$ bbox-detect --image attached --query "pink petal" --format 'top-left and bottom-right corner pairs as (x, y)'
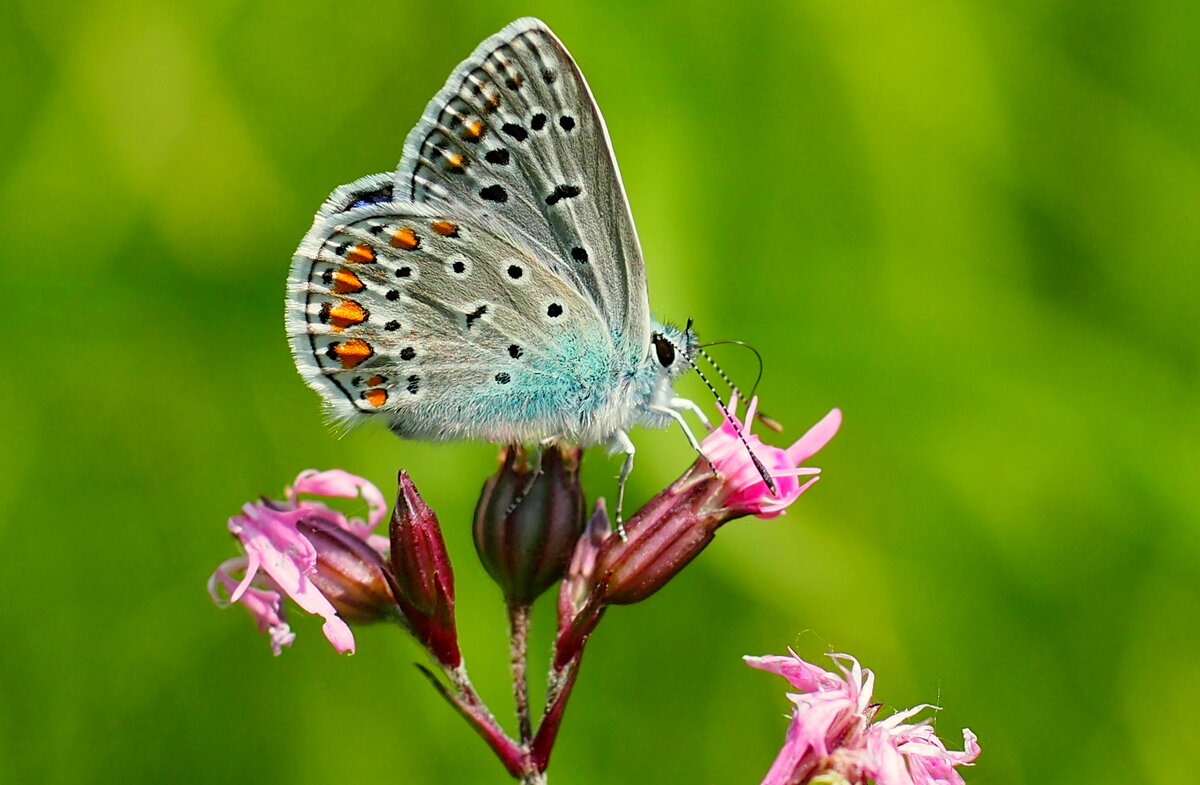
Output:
(247, 533), (355, 654)
(292, 469), (387, 532)
(953, 729), (981, 765)
(745, 651), (843, 692)
(757, 711), (810, 785)
(318, 616), (356, 654)
(744, 395), (760, 427)
(231, 503), (356, 655)
(208, 559), (297, 655)
(866, 725), (917, 785)
(786, 408), (842, 464)
(207, 558), (248, 606)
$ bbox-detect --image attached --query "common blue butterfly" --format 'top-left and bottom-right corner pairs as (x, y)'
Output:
(286, 18), (708, 507)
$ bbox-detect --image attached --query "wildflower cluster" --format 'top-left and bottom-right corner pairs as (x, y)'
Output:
(208, 399), (980, 783)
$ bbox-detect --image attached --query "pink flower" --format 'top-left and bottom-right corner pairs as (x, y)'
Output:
(704, 397), (842, 518)
(207, 469), (396, 655)
(746, 650), (980, 785)
(587, 398), (841, 607)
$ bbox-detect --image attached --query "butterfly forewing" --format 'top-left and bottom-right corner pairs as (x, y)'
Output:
(394, 17), (651, 361)
(287, 198), (614, 443)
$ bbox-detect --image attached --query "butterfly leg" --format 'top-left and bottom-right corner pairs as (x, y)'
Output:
(670, 396), (712, 430)
(652, 404), (717, 476)
(612, 430), (635, 539)
(503, 443), (546, 517)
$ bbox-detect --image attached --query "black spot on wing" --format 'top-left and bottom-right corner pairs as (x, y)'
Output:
(480, 184), (508, 202)
(502, 123), (528, 142)
(466, 304), (488, 328)
(545, 184), (581, 206)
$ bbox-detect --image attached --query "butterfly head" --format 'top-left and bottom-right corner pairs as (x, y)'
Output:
(648, 318), (698, 383)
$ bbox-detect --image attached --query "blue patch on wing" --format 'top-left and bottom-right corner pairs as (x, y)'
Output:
(340, 183), (394, 212)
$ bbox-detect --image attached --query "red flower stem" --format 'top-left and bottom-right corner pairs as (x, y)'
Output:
(417, 663), (526, 778)
(509, 604), (533, 745)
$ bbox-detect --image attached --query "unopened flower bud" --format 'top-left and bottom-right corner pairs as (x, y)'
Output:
(390, 471), (461, 668)
(297, 515), (401, 624)
(474, 444), (585, 608)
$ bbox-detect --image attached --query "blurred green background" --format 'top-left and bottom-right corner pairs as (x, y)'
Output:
(3, 0), (1197, 782)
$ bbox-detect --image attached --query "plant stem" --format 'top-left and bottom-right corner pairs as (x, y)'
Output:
(420, 663), (526, 777)
(509, 604), (533, 744)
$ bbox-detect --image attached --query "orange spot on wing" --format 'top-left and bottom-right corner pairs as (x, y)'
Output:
(445, 152), (465, 172)
(345, 244), (375, 264)
(334, 339), (373, 369)
(431, 220), (459, 237)
(331, 268), (364, 294)
(366, 375), (386, 387)
(463, 119), (485, 141)
(391, 227), (419, 250)
(325, 299), (367, 331)
(363, 388), (388, 407)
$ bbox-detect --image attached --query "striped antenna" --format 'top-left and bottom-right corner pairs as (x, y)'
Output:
(697, 341), (783, 433)
(679, 342), (778, 496)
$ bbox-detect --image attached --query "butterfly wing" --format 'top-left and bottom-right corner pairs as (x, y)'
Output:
(393, 17), (651, 365)
(287, 187), (619, 444)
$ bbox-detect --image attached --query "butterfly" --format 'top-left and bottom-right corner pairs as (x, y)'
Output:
(286, 18), (712, 511)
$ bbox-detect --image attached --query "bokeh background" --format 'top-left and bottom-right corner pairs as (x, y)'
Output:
(3, 0), (1197, 782)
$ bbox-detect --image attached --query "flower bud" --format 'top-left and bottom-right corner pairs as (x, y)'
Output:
(390, 471), (461, 668)
(474, 444), (585, 608)
(591, 463), (725, 605)
(296, 514), (402, 624)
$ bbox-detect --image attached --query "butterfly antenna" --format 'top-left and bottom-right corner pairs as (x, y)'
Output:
(679, 347), (778, 495)
(697, 341), (783, 433)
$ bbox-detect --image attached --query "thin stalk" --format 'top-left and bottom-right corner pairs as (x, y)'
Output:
(509, 604), (533, 744)
(419, 663), (525, 777)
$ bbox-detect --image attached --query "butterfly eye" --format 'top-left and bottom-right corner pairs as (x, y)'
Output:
(653, 334), (676, 368)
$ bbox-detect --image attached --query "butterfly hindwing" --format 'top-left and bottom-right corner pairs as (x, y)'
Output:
(286, 194), (617, 443)
(394, 17), (651, 364)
